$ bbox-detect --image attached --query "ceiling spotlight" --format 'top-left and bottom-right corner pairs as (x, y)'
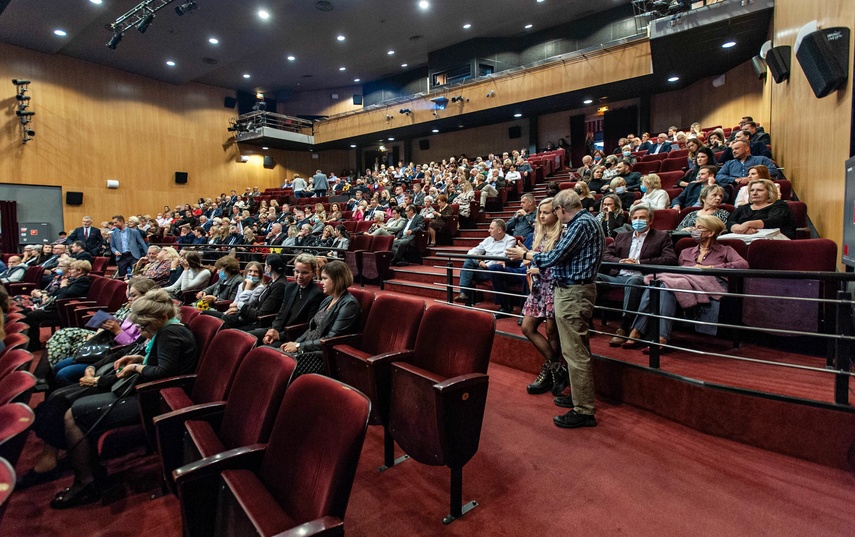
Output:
(258, 10), (270, 20)
(12, 79), (31, 85)
(106, 31), (123, 50)
(287, 55), (295, 61)
(583, 99), (593, 105)
(524, 24), (533, 29)
(513, 111), (523, 118)
(387, 50), (395, 55)
(15, 94), (30, 102)
(431, 96), (448, 110)
(166, 60), (176, 67)
(419, 1), (430, 9)
(243, 73), (251, 78)
(399, 108), (412, 115)
(175, 1), (198, 16)
(463, 23), (471, 29)
(668, 76), (680, 82)
(388, 137), (395, 141)
(137, 11), (155, 33)
(354, 78), (360, 82)
(337, 35), (345, 41)
(209, 37), (219, 44)
(401, 63), (408, 67)
(432, 129), (439, 133)
(16, 110), (35, 117)
(350, 144), (357, 148)
(54, 29), (67, 37)
(90, 0), (103, 4)
(339, 67), (346, 71)
(722, 41), (737, 48)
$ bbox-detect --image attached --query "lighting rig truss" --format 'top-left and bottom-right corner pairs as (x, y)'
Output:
(107, 0), (182, 49)
(12, 79), (35, 144)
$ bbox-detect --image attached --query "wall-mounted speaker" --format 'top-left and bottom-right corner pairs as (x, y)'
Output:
(751, 55), (767, 79)
(175, 171), (188, 184)
(224, 96), (237, 109)
(353, 94), (363, 105)
(508, 126), (522, 139)
(795, 27), (849, 98)
(766, 46), (791, 83)
(66, 191), (83, 205)
(263, 156), (275, 169)
(418, 139), (430, 151)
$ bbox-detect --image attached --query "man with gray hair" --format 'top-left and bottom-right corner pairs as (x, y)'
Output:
(0, 256), (26, 283)
(66, 215), (103, 256)
(454, 219), (517, 304)
(313, 169), (329, 197)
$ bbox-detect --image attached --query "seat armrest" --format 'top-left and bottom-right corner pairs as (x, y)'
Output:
(136, 374), (197, 395)
(321, 333), (363, 376)
(256, 313), (276, 328)
(214, 299), (233, 312)
(367, 349), (415, 366)
(272, 517), (344, 537)
(434, 372), (489, 394)
(283, 322), (309, 341)
(154, 401), (226, 492)
(434, 373), (490, 466)
(173, 444), (266, 486)
(137, 374), (198, 441)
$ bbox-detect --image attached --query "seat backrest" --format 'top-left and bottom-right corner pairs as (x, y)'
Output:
(347, 288), (374, 328)
(104, 280), (129, 311)
(84, 276), (108, 302)
(22, 266), (43, 284)
(0, 403), (35, 467)
(259, 374), (370, 524)
(0, 371), (36, 406)
(785, 200), (807, 229)
(746, 238), (836, 271)
(0, 455), (14, 523)
(91, 257), (111, 275)
(411, 304), (495, 378)
(349, 234), (372, 252)
(0, 340), (30, 369)
(218, 347), (297, 449)
(179, 305), (201, 325)
(659, 158), (686, 173)
(192, 329), (257, 403)
(632, 161), (661, 174)
(651, 209), (679, 231)
(361, 295), (425, 356)
(188, 314), (224, 365)
(371, 235), (394, 252)
(657, 170), (684, 189)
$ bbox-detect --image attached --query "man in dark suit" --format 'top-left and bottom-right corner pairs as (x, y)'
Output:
(69, 240), (94, 263)
(65, 216), (103, 257)
(647, 133), (673, 155)
(222, 226), (245, 247)
(252, 254), (324, 345)
(391, 204), (425, 266)
(266, 223), (287, 246)
(596, 206), (677, 346)
(637, 133), (653, 153)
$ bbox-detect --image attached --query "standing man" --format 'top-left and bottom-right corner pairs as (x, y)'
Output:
(312, 169), (329, 197)
(65, 216), (103, 257)
(506, 190), (604, 429)
(111, 214), (148, 278)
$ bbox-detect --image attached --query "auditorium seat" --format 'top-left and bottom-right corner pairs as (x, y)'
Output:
(651, 209), (679, 231)
(0, 456), (13, 526)
(154, 347), (296, 493)
(344, 234), (372, 285)
(0, 371), (36, 406)
(0, 403), (35, 468)
(359, 235), (395, 288)
(659, 158), (687, 173)
(173, 374), (370, 537)
(641, 152), (668, 162)
(187, 314), (224, 359)
(324, 294), (426, 469)
(6, 266), (43, 295)
(632, 161), (661, 175)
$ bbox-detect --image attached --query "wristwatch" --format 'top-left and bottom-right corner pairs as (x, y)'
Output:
(295, 342), (301, 353)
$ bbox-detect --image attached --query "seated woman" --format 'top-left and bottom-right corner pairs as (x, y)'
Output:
(725, 178), (795, 239)
(595, 194), (628, 238)
(203, 261), (266, 320)
(163, 251), (211, 300)
(222, 254), (287, 331)
(277, 260), (360, 376)
(45, 289), (198, 507)
(733, 165), (780, 208)
(707, 128), (727, 152)
(575, 181), (597, 213)
(46, 277), (158, 387)
(141, 246), (176, 287)
(26, 260), (92, 352)
(427, 194), (454, 247)
(587, 165), (609, 194)
(676, 184), (730, 231)
(677, 148), (716, 188)
(606, 177), (635, 211)
(633, 173), (670, 210)
(194, 255), (243, 309)
(623, 215), (749, 353)
(326, 202), (343, 223)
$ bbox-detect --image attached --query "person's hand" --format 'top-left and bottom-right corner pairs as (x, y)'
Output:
(280, 341), (299, 353)
(515, 208), (526, 217)
(101, 319), (122, 335)
(225, 304), (239, 315)
(203, 295), (217, 304)
(527, 267), (540, 276)
(196, 291), (204, 300)
(114, 355), (142, 371)
(262, 329), (280, 345)
(505, 246), (525, 261)
(116, 363), (139, 378)
(620, 258), (639, 264)
(79, 375), (99, 387)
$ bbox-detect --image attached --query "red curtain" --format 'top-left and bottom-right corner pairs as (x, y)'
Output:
(0, 200), (19, 253)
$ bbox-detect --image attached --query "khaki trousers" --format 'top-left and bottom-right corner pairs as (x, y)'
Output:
(553, 283), (597, 415)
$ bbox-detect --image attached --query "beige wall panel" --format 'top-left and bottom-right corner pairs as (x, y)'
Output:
(411, 119), (530, 163)
(769, 0), (853, 263)
(279, 85), (364, 117)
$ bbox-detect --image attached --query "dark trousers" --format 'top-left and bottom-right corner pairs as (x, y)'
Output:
(116, 252), (136, 278)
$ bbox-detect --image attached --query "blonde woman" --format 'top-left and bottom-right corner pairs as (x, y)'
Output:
(456, 178), (475, 217)
(633, 173), (670, 210)
(518, 198), (567, 396)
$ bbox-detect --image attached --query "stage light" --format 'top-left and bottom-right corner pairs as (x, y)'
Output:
(107, 31), (123, 50)
(399, 108), (412, 115)
(175, 1), (197, 16)
(12, 79), (30, 85)
(137, 11), (155, 33)
(431, 96), (448, 110)
(16, 110), (35, 117)
(15, 95), (30, 102)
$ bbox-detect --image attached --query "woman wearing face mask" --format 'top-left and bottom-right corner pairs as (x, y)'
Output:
(632, 173), (670, 210)
(194, 255), (243, 308)
(222, 254), (288, 330)
(620, 145), (637, 166)
(608, 177), (635, 210)
(676, 185), (730, 231)
(623, 215), (748, 353)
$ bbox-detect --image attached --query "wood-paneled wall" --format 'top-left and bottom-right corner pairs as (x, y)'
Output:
(0, 43), (351, 228)
(410, 119), (530, 163)
(768, 0), (853, 262)
(650, 61), (767, 133)
(277, 84), (363, 117)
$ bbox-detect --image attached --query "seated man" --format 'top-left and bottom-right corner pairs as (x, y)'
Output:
(390, 204), (425, 266)
(506, 193), (537, 239)
(671, 165), (718, 211)
(454, 219), (518, 304)
(716, 140), (779, 193)
(252, 254), (324, 345)
(0, 256), (26, 283)
(615, 159), (643, 192)
(596, 206), (677, 346)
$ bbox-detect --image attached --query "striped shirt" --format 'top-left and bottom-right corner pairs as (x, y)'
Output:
(531, 210), (604, 284)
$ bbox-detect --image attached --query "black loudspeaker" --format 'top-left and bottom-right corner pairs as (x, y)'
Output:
(353, 94), (363, 105)
(766, 46), (791, 83)
(224, 96), (237, 109)
(66, 191), (83, 205)
(795, 27), (850, 98)
(263, 156), (275, 169)
(508, 126), (522, 139)
(175, 171), (188, 184)
(751, 55), (767, 79)
(418, 139), (430, 150)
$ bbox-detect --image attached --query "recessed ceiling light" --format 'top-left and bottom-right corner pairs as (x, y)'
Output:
(337, 35), (345, 41)
(463, 23), (471, 29)
(354, 78), (361, 82)
(583, 99), (593, 104)
(243, 73), (251, 79)
(722, 41), (737, 48)
(90, 0), (102, 4)
(166, 60), (176, 66)
(209, 37), (219, 44)
(401, 63), (408, 67)
(388, 137), (394, 141)
(262, 146), (269, 150)
(387, 50), (395, 55)
(287, 55), (296, 61)
(514, 113), (523, 118)
(525, 24), (533, 29)
(668, 76), (680, 82)
(432, 129), (439, 133)
(53, 29), (67, 37)
(419, 1), (430, 9)
(258, 10), (270, 20)
(339, 66), (346, 71)
(350, 144), (356, 148)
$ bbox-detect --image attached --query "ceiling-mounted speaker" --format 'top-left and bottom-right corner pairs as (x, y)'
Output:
(66, 191), (83, 205)
(175, 171), (188, 184)
(263, 156), (275, 169)
(765, 46), (791, 83)
(795, 26), (849, 98)
(418, 139), (430, 150)
(224, 96), (237, 109)
(750, 56), (767, 79)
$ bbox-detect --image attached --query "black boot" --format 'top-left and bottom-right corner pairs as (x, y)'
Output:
(550, 362), (569, 396)
(526, 362), (553, 394)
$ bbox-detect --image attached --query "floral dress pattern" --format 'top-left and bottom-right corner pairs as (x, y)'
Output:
(522, 244), (555, 319)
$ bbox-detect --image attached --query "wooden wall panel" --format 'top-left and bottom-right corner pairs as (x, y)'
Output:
(313, 40), (652, 143)
(650, 61), (766, 133)
(410, 119), (530, 163)
(768, 0), (854, 262)
(0, 43), (351, 228)
(278, 84), (364, 117)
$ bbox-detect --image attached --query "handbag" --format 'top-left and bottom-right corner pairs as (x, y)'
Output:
(111, 373), (142, 397)
(72, 331), (115, 364)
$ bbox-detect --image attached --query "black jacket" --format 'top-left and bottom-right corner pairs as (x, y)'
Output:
(296, 292), (361, 353)
(272, 282), (325, 336)
(240, 276), (287, 323)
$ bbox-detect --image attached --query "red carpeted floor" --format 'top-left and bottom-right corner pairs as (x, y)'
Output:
(5, 363), (854, 536)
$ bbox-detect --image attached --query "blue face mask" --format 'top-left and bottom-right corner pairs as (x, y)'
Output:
(594, 156), (602, 162)
(218, 270), (226, 280)
(622, 151), (631, 157)
(248, 276), (260, 284)
(631, 219), (648, 232)
(640, 185), (648, 193)
(55, 268), (63, 275)
(615, 186), (626, 194)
